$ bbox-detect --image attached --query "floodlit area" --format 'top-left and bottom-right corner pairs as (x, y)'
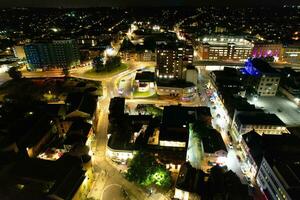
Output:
(248, 95), (300, 126)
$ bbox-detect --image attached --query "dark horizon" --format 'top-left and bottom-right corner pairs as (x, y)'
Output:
(0, 0), (299, 8)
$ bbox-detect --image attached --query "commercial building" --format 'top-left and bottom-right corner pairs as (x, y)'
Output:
(241, 58), (280, 96)
(241, 131), (300, 179)
(134, 71), (155, 92)
(252, 43), (283, 60)
(119, 50), (156, 62)
(231, 111), (288, 142)
(157, 80), (197, 101)
(197, 35), (253, 61)
(24, 39), (80, 70)
(156, 42), (193, 80)
(210, 67), (245, 92)
(282, 43), (300, 64)
(156, 105), (212, 172)
(200, 129), (227, 172)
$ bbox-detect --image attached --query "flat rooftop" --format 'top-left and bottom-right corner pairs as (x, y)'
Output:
(236, 112), (285, 126)
(251, 58), (279, 74)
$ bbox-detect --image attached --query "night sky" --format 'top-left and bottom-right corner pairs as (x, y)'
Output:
(0, 0), (299, 7)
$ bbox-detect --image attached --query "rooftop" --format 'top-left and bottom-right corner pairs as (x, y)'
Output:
(135, 71), (155, 82)
(201, 129), (227, 154)
(250, 58), (279, 74)
(157, 80), (195, 89)
(65, 92), (97, 117)
(236, 112), (285, 126)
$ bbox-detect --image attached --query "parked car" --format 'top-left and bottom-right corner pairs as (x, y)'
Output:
(228, 142), (233, 149)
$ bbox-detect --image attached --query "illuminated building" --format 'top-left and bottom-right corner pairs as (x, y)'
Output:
(24, 39), (80, 70)
(134, 71), (155, 92)
(242, 59), (280, 96)
(252, 43), (283, 60)
(282, 43), (300, 64)
(200, 129), (227, 172)
(231, 111), (288, 142)
(197, 35), (253, 61)
(156, 42), (193, 80)
(120, 50), (156, 62)
(13, 45), (26, 59)
(257, 156), (300, 200)
(156, 80), (197, 101)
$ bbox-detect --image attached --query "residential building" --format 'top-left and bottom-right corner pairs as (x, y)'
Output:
(241, 58), (280, 96)
(197, 35), (253, 61)
(156, 42), (193, 80)
(241, 131), (300, 179)
(257, 155), (300, 200)
(24, 39), (80, 70)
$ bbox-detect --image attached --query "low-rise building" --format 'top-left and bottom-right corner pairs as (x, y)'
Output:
(174, 162), (205, 200)
(241, 58), (280, 96)
(157, 80), (197, 101)
(134, 71), (155, 92)
(231, 111), (288, 142)
(200, 129), (227, 172)
(279, 68), (300, 106)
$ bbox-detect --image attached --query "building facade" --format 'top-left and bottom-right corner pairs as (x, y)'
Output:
(25, 39), (80, 70)
(242, 59), (280, 96)
(257, 157), (298, 200)
(231, 111), (287, 142)
(252, 43), (283, 60)
(156, 42), (193, 80)
(282, 44), (300, 64)
(197, 35), (253, 61)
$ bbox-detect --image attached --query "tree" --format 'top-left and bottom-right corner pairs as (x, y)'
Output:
(92, 56), (105, 72)
(105, 56), (121, 70)
(7, 67), (22, 80)
(62, 68), (70, 77)
(126, 151), (172, 189)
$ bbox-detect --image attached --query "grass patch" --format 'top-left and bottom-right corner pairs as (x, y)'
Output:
(84, 63), (128, 78)
(133, 90), (157, 98)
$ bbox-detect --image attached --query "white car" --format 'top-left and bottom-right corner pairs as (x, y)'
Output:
(228, 142), (233, 149)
